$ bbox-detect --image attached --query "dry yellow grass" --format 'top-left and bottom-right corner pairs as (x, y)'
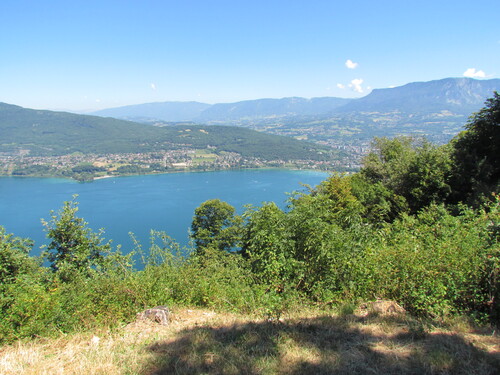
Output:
(0, 307), (498, 375)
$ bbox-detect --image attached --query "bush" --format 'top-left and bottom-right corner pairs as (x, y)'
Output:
(370, 203), (499, 320)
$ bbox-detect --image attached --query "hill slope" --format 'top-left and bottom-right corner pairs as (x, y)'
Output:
(0, 103), (329, 160)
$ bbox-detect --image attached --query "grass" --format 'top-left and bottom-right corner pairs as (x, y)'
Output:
(0, 307), (498, 375)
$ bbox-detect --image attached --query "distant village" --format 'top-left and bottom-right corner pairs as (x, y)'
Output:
(0, 146), (363, 182)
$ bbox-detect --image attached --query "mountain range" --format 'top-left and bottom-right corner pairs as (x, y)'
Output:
(90, 78), (500, 124)
(1, 77), (498, 162)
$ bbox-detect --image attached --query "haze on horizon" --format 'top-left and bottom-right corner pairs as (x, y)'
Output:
(1, 0), (499, 112)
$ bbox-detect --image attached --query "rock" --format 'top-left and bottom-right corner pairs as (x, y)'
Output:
(137, 306), (170, 325)
(356, 300), (406, 317)
(90, 335), (100, 346)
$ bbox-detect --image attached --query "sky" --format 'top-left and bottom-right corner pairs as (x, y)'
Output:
(1, 0), (499, 111)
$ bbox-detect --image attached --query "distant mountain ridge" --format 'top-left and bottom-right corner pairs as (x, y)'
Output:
(89, 78), (500, 123)
(92, 101), (211, 122)
(91, 97), (353, 123)
(336, 77), (500, 114)
(197, 97), (352, 121)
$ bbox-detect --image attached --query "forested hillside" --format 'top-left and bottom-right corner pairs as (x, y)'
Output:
(0, 102), (330, 160)
(0, 94), (498, 347)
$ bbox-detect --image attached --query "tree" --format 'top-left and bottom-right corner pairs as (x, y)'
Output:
(241, 202), (293, 291)
(0, 227), (38, 285)
(42, 197), (111, 281)
(191, 199), (242, 254)
(403, 142), (452, 212)
(350, 174), (406, 223)
(359, 136), (452, 215)
(361, 136), (417, 191)
(451, 92), (500, 206)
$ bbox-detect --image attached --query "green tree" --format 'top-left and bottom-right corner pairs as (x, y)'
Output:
(360, 136), (452, 215)
(350, 174), (406, 223)
(0, 227), (38, 285)
(451, 92), (500, 206)
(361, 136), (417, 191)
(403, 142), (452, 212)
(286, 180), (371, 300)
(241, 202), (294, 292)
(191, 199), (242, 254)
(42, 197), (112, 281)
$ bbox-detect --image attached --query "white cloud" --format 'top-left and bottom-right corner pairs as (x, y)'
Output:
(345, 59), (358, 69)
(349, 78), (364, 93)
(463, 68), (486, 78)
(150, 83), (157, 90)
(337, 83), (346, 89)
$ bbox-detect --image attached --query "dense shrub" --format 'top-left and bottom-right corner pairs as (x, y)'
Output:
(369, 203), (498, 320)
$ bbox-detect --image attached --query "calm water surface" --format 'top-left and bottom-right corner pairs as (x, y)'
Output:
(0, 170), (328, 255)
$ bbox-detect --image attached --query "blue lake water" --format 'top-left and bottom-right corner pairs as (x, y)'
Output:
(0, 169), (328, 255)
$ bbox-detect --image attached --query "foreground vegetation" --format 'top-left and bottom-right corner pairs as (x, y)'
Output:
(0, 94), (498, 373)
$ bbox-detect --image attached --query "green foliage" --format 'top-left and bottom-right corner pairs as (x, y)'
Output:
(12, 164), (55, 176)
(0, 227), (47, 342)
(191, 199), (242, 254)
(0, 227), (38, 284)
(285, 182), (373, 301)
(451, 92), (500, 207)
(242, 176), (372, 302)
(350, 174), (406, 223)
(360, 136), (452, 216)
(370, 203), (499, 319)
(361, 136), (417, 187)
(41, 197), (113, 282)
(171, 248), (260, 311)
(71, 163), (105, 174)
(403, 142), (452, 211)
(115, 164), (147, 175)
(242, 202), (295, 294)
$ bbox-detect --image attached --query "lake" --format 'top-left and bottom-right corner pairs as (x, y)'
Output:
(0, 169), (329, 255)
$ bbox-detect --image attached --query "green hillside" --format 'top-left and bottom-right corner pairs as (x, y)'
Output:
(0, 103), (330, 160)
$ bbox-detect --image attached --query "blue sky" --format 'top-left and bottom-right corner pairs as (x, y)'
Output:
(1, 0), (499, 111)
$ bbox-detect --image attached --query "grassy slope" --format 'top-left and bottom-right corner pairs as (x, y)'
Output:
(1, 307), (498, 375)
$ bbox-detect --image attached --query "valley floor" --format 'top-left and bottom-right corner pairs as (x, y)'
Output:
(1, 307), (499, 375)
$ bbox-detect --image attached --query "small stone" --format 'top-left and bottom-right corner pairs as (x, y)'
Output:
(90, 335), (100, 345)
(137, 306), (170, 325)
